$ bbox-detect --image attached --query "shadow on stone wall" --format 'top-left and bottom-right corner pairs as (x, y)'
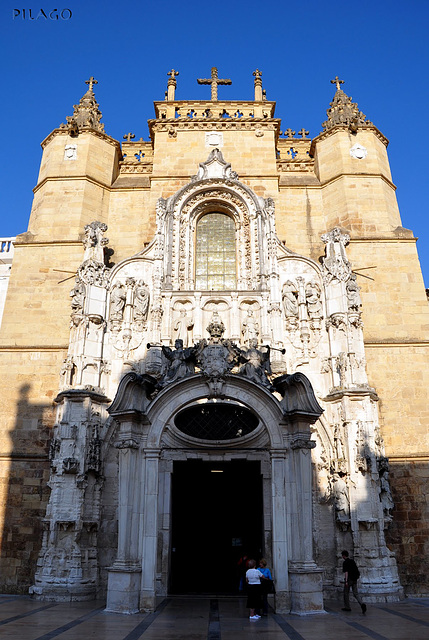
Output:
(0, 383), (52, 593)
(386, 460), (429, 596)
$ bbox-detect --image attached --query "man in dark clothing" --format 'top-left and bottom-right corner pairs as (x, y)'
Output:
(341, 550), (367, 613)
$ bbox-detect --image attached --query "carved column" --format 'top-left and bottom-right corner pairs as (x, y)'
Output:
(287, 427), (324, 614)
(106, 419), (143, 614)
(140, 449), (161, 612)
(273, 372), (324, 613)
(271, 451), (290, 613)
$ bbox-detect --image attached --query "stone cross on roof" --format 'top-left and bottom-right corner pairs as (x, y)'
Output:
(123, 133), (135, 142)
(197, 67), (232, 101)
(331, 76), (344, 91)
(167, 69), (179, 101)
(168, 69), (179, 81)
(85, 76), (98, 92)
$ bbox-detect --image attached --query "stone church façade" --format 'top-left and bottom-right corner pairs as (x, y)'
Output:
(0, 69), (428, 613)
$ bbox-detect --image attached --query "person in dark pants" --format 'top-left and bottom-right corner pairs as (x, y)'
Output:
(246, 559), (263, 619)
(341, 550), (367, 614)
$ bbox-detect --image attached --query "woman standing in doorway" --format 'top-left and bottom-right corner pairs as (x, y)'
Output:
(246, 559), (263, 620)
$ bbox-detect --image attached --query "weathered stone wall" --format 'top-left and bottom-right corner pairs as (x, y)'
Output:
(386, 459), (429, 595)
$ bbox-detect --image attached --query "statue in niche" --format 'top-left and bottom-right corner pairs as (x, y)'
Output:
(378, 458), (394, 518)
(332, 472), (350, 521)
(333, 424), (345, 461)
(346, 274), (362, 311)
(134, 281), (150, 324)
(241, 309), (259, 345)
(174, 309), (194, 347)
(238, 339), (272, 389)
(282, 281), (299, 318)
(70, 281), (85, 314)
(110, 282), (126, 321)
(160, 339), (197, 386)
(305, 281), (323, 320)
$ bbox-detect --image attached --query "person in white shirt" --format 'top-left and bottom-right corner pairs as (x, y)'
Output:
(246, 559), (263, 619)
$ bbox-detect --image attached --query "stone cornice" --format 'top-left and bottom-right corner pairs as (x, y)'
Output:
(319, 172), (396, 191)
(13, 238), (82, 247)
(0, 345), (68, 351)
(33, 174), (114, 194)
(148, 117), (281, 140)
(364, 340), (429, 347)
(153, 99), (277, 119)
(310, 124), (389, 154)
(350, 236), (417, 243)
(388, 453), (429, 461)
(41, 127), (121, 151)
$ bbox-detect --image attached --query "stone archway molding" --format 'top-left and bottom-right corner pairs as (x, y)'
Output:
(106, 371), (324, 615)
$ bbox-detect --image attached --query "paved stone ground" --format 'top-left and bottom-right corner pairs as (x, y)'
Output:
(0, 594), (428, 639)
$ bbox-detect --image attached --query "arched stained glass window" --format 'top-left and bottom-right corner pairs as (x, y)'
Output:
(195, 213), (236, 290)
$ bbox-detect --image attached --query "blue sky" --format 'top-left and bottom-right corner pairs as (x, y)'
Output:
(1, 0), (428, 284)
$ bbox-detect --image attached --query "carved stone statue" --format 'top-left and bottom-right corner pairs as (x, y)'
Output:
(110, 282), (126, 322)
(332, 472), (350, 521)
(134, 281), (150, 324)
(82, 221), (108, 263)
(238, 339), (272, 389)
(379, 470), (394, 517)
(160, 339), (197, 386)
(346, 274), (361, 311)
(321, 227), (352, 284)
(70, 282), (85, 313)
(241, 309), (259, 345)
(305, 281), (323, 320)
(174, 309), (194, 347)
(282, 281), (298, 318)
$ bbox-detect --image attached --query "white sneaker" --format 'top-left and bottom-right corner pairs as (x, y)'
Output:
(249, 615), (259, 619)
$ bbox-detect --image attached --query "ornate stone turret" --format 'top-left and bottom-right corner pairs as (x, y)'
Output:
(322, 76), (372, 133)
(62, 76), (105, 135)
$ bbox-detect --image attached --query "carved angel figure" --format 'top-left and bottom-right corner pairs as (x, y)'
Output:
(282, 281), (298, 317)
(160, 339), (197, 386)
(238, 339), (272, 389)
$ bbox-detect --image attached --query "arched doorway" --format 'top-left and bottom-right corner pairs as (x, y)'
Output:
(107, 371), (324, 614)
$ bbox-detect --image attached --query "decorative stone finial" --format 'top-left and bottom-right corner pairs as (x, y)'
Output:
(253, 69), (263, 101)
(197, 67), (232, 101)
(63, 78), (105, 134)
(167, 69), (179, 101)
(322, 78), (372, 133)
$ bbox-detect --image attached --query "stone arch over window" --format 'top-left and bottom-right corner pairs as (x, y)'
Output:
(155, 151), (281, 292)
(195, 211), (236, 290)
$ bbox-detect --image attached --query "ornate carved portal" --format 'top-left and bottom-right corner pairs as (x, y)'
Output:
(33, 151), (403, 613)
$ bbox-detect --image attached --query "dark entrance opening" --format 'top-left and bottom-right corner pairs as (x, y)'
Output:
(170, 459), (263, 594)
